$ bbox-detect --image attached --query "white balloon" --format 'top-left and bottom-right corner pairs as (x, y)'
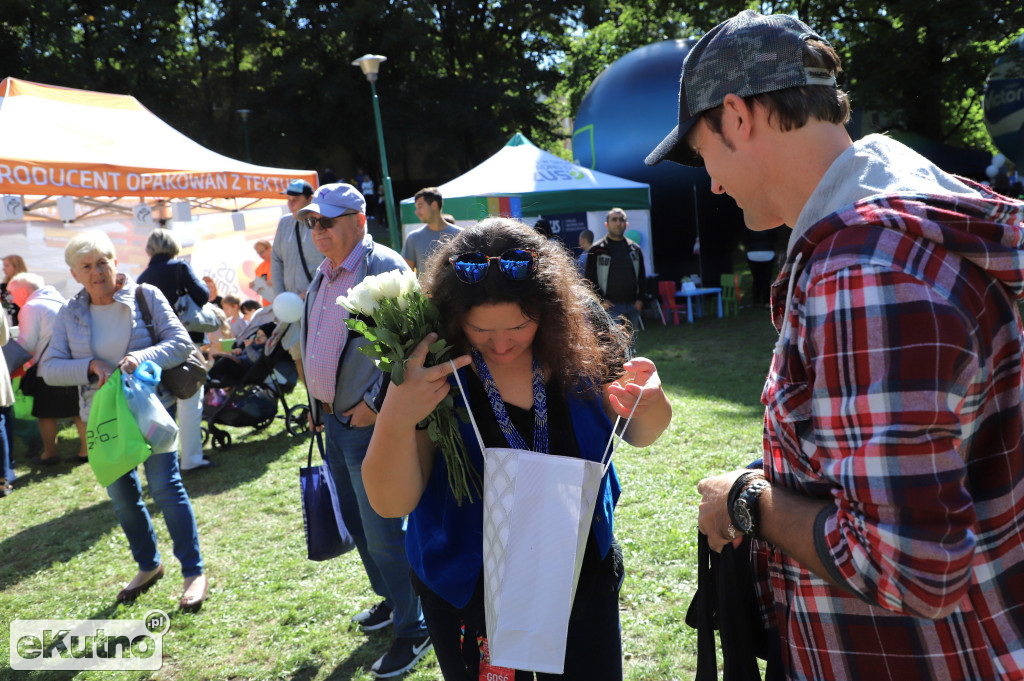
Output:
(986, 164), (1000, 179)
(993, 153), (1007, 167)
(273, 291), (304, 323)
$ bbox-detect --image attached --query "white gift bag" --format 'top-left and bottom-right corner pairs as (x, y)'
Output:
(452, 366), (641, 674)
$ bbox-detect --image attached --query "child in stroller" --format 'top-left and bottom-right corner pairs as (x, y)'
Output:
(201, 309), (309, 450)
(207, 322), (273, 384)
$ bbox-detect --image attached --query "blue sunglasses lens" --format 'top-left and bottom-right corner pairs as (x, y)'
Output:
(498, 250), (535, 280)
(452, 253), (490, 283)
(451, 249), (536, 284)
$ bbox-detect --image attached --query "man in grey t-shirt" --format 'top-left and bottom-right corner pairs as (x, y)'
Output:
(271, 178), (318, 381)
(401, 187), (461, 275)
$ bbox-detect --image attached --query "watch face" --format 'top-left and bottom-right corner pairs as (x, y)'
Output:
(734, 499), (754, 534)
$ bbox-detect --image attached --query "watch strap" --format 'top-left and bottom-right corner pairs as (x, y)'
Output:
(728, 471), (765, 512)
(733, 478), (770, 539)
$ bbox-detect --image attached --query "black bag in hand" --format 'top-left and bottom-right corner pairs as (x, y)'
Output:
(134, 287), (207, 399)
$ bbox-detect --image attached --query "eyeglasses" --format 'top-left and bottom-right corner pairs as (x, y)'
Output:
(449, 249), (537, 284)
(304, 212), (358, 231)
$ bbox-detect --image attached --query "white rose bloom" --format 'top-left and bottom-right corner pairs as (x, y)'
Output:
(359, 273), (381, 298)
(337, 293), (359, 314)
(396, 295), (410, 312)
(399, 270), (420, 296)
(351, 285), (379, 315)
(378, 270), (402, 299)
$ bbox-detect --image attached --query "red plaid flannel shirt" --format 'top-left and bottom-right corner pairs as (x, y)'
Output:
(756, 184), (1024, 680)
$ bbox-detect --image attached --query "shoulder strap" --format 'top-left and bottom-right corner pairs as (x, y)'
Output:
(134, 286), (158, 344)
(175, 261), (186, 296)
(294, 218), (313, 281)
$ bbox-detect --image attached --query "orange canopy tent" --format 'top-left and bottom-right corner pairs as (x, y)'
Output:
(0, 77), (316, 201)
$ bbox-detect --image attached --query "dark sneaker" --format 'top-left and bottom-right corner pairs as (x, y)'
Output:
(370, 634), (432, 678)
(352, 600), (393, 632)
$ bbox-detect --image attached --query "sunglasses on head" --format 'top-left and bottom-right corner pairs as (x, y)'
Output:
(303, 213), (358, 230)
(449, 249), (537, 284)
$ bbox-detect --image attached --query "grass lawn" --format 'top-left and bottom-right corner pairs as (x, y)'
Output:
(1, 306), (779, 681)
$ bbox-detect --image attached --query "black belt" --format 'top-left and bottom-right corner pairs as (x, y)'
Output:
(319, 400), (334, 415)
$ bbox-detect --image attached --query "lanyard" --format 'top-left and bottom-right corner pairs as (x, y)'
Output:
(470, 348), (548, 454)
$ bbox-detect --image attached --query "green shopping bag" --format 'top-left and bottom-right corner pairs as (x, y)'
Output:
(86, 369), (152, 487)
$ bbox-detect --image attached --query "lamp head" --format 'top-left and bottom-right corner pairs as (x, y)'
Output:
(352, 54), (388, 82)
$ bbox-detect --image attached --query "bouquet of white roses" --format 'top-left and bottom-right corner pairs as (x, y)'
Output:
(338, 269), (481, 504)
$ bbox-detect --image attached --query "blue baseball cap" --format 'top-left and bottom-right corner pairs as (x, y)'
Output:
(297, 183), (366, 219)
(281, 179), (314, 196)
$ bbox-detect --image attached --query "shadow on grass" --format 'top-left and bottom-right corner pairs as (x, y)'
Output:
(283, 633), (392, 681)
(172, 426), (305, 500)
(0, 499), (116, 591)
(0, 426), (299, 592)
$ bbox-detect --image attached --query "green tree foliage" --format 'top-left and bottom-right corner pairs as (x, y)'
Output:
(1, 0), (586, 184)
(1, 0), (1020, 184)
(557, 0), (1022, 153)
(792, 0), (1023, 149)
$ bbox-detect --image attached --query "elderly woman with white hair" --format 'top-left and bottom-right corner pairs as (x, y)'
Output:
(40, 230), (208, 611)
(7, 272), (89, 466)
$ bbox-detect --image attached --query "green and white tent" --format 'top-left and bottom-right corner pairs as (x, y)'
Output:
(400, 132), (653, 268)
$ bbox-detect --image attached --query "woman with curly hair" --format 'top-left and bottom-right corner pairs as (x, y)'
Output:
(363, 218), (671, 679)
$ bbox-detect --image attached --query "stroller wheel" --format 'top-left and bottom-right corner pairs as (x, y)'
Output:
(212, 431), (232, 451)
(286, 404), (310, 436)
(201, 427), (209, 445)
(253, 415), (274, 431)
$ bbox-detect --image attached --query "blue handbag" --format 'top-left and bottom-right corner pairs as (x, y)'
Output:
(300, 431), (355, 561)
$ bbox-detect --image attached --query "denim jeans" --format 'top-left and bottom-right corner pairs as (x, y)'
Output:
(322, 415), (426, 638)
(0, 403), (14, 483)
(609, 302), (642, 330)
(105, 450), (203, 577)
(0, 406), (15, 483)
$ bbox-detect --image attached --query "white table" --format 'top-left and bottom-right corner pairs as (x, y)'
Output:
(675, 287), (723, 323)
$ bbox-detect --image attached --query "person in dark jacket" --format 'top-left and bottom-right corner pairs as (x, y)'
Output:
(137, 229), (215, 472)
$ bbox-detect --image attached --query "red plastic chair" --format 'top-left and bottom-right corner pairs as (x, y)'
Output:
(658, 280), (681, 325)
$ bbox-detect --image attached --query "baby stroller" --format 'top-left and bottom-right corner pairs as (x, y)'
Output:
(201, 307), (310, 451)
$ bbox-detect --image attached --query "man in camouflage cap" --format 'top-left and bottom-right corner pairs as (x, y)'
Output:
(649, 10), (1024, 681)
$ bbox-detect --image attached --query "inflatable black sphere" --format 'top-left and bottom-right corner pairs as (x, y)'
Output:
(573, 39), (745, 284)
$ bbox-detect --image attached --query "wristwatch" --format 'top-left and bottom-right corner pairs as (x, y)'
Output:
(729, 476), (770, 539)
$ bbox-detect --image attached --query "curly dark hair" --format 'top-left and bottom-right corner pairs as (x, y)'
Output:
(420, 217), (629, 390)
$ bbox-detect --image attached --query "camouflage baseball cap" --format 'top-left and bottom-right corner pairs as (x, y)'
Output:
(645, 10), (836, 167)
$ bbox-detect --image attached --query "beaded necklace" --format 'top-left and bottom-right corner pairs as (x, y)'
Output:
(470, 347), (548, 454)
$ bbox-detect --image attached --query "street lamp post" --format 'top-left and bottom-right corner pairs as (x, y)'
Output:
(352, 54), (400, 250)
(237, 109), (252, 163)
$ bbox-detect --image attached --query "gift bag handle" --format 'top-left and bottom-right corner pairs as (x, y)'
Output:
(449, 361), (488, 454)
(599, 386), (645, 476)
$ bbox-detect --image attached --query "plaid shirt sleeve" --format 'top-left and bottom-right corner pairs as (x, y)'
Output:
(800, 261), (979, 617)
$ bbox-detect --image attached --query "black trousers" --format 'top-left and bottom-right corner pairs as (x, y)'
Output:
(412, 538), (624, 681)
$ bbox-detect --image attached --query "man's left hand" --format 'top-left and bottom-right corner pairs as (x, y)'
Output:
(697, 469), (749, 553)
(343, 401), (377, 428)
